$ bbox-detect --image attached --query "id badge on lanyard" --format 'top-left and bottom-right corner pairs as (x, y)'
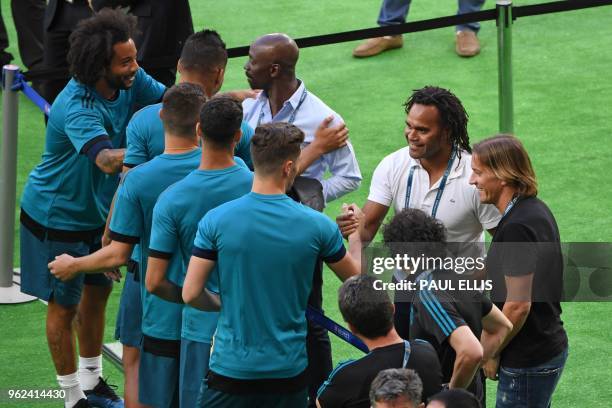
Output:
(404, 147), (457, 218)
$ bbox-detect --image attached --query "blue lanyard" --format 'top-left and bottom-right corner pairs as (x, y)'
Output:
(306, 305), (369, 353)
(404, 147), (457, 218)
(402, 340), (412, 368)
(502, 195), (520, 219)
(257, 87), (308, 127)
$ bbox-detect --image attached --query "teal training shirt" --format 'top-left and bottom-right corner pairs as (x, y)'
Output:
(193, 192), (346, 379)
(234, 122), (255, 169)
(109, 148), (201, 340)
(123, 103), (164, 168)
(149, 163), (253, 343)
(122, 106), (254, 263)
(124, 104), (254, 170)
(21, 68), (165, 230)
(123, 103), (164, 265)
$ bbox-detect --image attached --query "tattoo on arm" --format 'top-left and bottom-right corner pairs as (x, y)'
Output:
(95, 148), (126, 174)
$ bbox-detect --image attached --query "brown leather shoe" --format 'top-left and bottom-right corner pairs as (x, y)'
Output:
(352, 35), (403, 58)
(455, 30), (480, 57)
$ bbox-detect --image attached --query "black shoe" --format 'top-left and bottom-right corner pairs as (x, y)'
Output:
(73, 398), (92, 408)
(84, 377), (124, 408)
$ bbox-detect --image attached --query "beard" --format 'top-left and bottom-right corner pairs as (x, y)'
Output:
(104, 70), (136, 91)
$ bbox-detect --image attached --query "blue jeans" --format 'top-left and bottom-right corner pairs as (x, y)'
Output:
(377, 0), (486, 33)
(496, 348), (568, 408)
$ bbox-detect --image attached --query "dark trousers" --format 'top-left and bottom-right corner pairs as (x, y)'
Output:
(42, 0), (92, 105)
(286, 177), (331, 407)
(392, 274), (412, 340)
(0, 6), (12, 66)
(394, 298), (412, 340)
(0, 1), (45, 79)
(11, 0), (45, 70)
(12, 0), (45, 94)
(306, 258), (332, 407)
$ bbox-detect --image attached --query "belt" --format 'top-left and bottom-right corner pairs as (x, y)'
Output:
(20, 209), (104, 243)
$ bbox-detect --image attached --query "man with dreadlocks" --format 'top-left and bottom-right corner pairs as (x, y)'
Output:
(337, 85), (501, 337)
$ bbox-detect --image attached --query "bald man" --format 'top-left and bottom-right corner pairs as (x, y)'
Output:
(243, 33), (361, 203)
(242, 33), (362, 406)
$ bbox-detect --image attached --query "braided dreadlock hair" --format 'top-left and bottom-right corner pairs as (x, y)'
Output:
(404, 86), (471, 160)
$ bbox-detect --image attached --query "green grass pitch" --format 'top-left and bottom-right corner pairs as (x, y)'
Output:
(1, 1), (611, 406)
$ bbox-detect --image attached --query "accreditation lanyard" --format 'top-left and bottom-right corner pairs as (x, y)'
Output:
(402, 340), (412, 368)
(491, 196), (520, 243)
(257, 87), (308, 127)
(305, 306), (369, 353)
(502, 195), (520, 219)
(404, 147), (457, 218)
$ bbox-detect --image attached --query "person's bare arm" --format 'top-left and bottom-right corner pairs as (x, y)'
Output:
(102, 187), (123, 248)
(182, 256), (220, 311)
(146, 257), (183, 303)
(95, 148), (126, 174)
(217, 89), (261, 102)
(360, 200), (390, 243)
(101, 165), (135, 281)
(480, 304), (513, 362)
(448, 326), (484, 389)
(499, 274), (533, 351)
(481, 275), (531, 380)
(337, 204), (365, 272)
(482, 253), (534, 380)
(48, 241), (133, 281)
(337, 200), (389, 245)
(326, 249), (361, 282)
(103, 166), (132, 242)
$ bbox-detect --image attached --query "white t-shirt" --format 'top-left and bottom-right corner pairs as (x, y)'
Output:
(369, 147), (501, 245)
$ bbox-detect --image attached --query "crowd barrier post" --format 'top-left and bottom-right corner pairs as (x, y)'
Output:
(0, 65), (34, 303)
(497, 0), (514, 134)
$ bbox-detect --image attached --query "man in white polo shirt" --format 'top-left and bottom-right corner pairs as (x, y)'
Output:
(337, 86), (500, 338)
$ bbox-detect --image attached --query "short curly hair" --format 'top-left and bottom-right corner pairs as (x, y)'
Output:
(382, 209), (447, 259)
(251, 123), (304, 175)
(199, 96), (243, 148)
(67, 8), (138, 87)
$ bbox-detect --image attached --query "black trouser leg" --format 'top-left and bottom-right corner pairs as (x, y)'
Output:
(41, 1), (92, 105)
(393, 299), (412, 340)
(306, 258), (332, 407)
(0, 6), (13, 66)
(392, 275), (413, 340)
(11, 0), (45, 93)
(11, 0), (44, 70)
